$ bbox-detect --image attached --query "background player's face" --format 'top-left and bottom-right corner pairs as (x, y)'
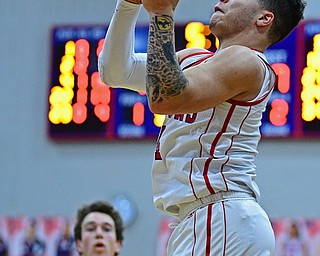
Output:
(76, 212), (122, 256)
(209, 0), (262, 38)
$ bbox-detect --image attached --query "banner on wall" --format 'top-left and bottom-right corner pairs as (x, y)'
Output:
(1, 216), (320, 256)
(156, 217), (320, 256)
(0, 216), (76, 256)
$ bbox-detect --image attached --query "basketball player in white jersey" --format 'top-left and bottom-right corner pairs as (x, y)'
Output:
(98, 0), (306, 255)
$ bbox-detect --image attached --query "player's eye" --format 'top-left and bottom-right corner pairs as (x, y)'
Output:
(102, 225), (112, 232)
(85, 224), (96, 232)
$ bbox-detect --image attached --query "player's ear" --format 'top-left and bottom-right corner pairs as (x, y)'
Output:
(115, 240), (122, 253)
(76, 240), (84, 254)
(256, 11), (274, 27)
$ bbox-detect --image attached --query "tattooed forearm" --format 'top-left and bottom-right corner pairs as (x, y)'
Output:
(146, 15), (188, 104)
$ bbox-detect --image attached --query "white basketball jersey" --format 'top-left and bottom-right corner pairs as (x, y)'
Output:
(151, 50), (277, 217)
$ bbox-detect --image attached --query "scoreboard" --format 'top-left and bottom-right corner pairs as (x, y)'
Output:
(47, 20), (320, 140)
(299, 20), (320, 136)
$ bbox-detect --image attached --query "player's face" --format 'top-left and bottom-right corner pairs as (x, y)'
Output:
(209, 0), (261, 38)
(76, 212), (122, 256)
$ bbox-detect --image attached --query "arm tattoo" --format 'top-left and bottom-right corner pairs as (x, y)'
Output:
(146, 15), (188, 104)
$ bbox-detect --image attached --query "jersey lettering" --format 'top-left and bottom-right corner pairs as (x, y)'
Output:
(155, 125), (166, 160)
(185, 113), (197, 123)
(173, 114), (184, 121)
(168, 113), (198, 123)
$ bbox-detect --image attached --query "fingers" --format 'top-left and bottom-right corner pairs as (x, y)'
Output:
(142, 0), (179, 14)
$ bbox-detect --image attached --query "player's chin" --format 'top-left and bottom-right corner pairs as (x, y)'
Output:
(92, 245), (107, 255)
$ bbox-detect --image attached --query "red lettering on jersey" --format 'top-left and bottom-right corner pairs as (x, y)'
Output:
(174, 114), (184, 121)
(169, 113), (197, 123)
(185, 113), (197, 123)
(155, 125), (166, 160)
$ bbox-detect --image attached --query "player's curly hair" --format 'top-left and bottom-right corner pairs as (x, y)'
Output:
(258, 0), (306, 44)
(74, 200), (124, 255)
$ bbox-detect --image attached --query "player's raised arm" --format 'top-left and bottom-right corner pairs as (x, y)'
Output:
(142, 0), (188, 113)
(98, 0), (147, 92)
(142, 0), (265, 115)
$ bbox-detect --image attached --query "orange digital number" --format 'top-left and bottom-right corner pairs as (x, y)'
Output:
(90, 72), (111, 122)
(269, 63), (291, 127)
(73, 39), (90, 124)
(269, 99), (289, 126)
(133, 102), (145, 126)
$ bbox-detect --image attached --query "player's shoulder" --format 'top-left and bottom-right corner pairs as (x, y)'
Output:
(216, 45), (262, 65)
(209, 45), (265, 79)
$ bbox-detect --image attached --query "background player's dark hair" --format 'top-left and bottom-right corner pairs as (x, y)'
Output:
(258, 0), (306, 44)
(74, 200), (124, 255)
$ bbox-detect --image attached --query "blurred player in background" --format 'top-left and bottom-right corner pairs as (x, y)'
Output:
(98, 0), (306, 255)
(22, 220), (45, 256)
(74, 201), (124, 256)
(56, 221), (75, 256)
(279, 222), (309, 256)
(0, 235), (8, 256)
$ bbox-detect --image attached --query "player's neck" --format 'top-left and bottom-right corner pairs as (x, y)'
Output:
(217, 37), (268, 53)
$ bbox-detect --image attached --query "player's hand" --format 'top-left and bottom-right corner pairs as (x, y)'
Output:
(142, 0), (180, 14)
(125, 0), (142, 4)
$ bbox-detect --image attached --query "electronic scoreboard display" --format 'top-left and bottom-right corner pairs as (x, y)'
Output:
(299, 20), (320, 137)
(47, 20), (320, 140)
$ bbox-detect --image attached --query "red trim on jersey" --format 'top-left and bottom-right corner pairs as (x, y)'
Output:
(181, 52), (217, 198)
(250, 47), (264, 53)
(189, 158), (199, 199)
(199, 108), (216, 157)
(227, 55), (277, 106)
(220, 156), (230, 191)
(155, 125), (166, 160)
(181, 52), (214, 71)
(190, 108), (216, 198)
(179, 51), (214, 65)
(210, 105), (236, 156)
(205, 204), (213, 256)
(194, 55), (214, 66)
(220, 106), (252, 191)
(203, 158), (216, 194)
(227, 85), (274, 106)
(203, 105), (236, 192)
